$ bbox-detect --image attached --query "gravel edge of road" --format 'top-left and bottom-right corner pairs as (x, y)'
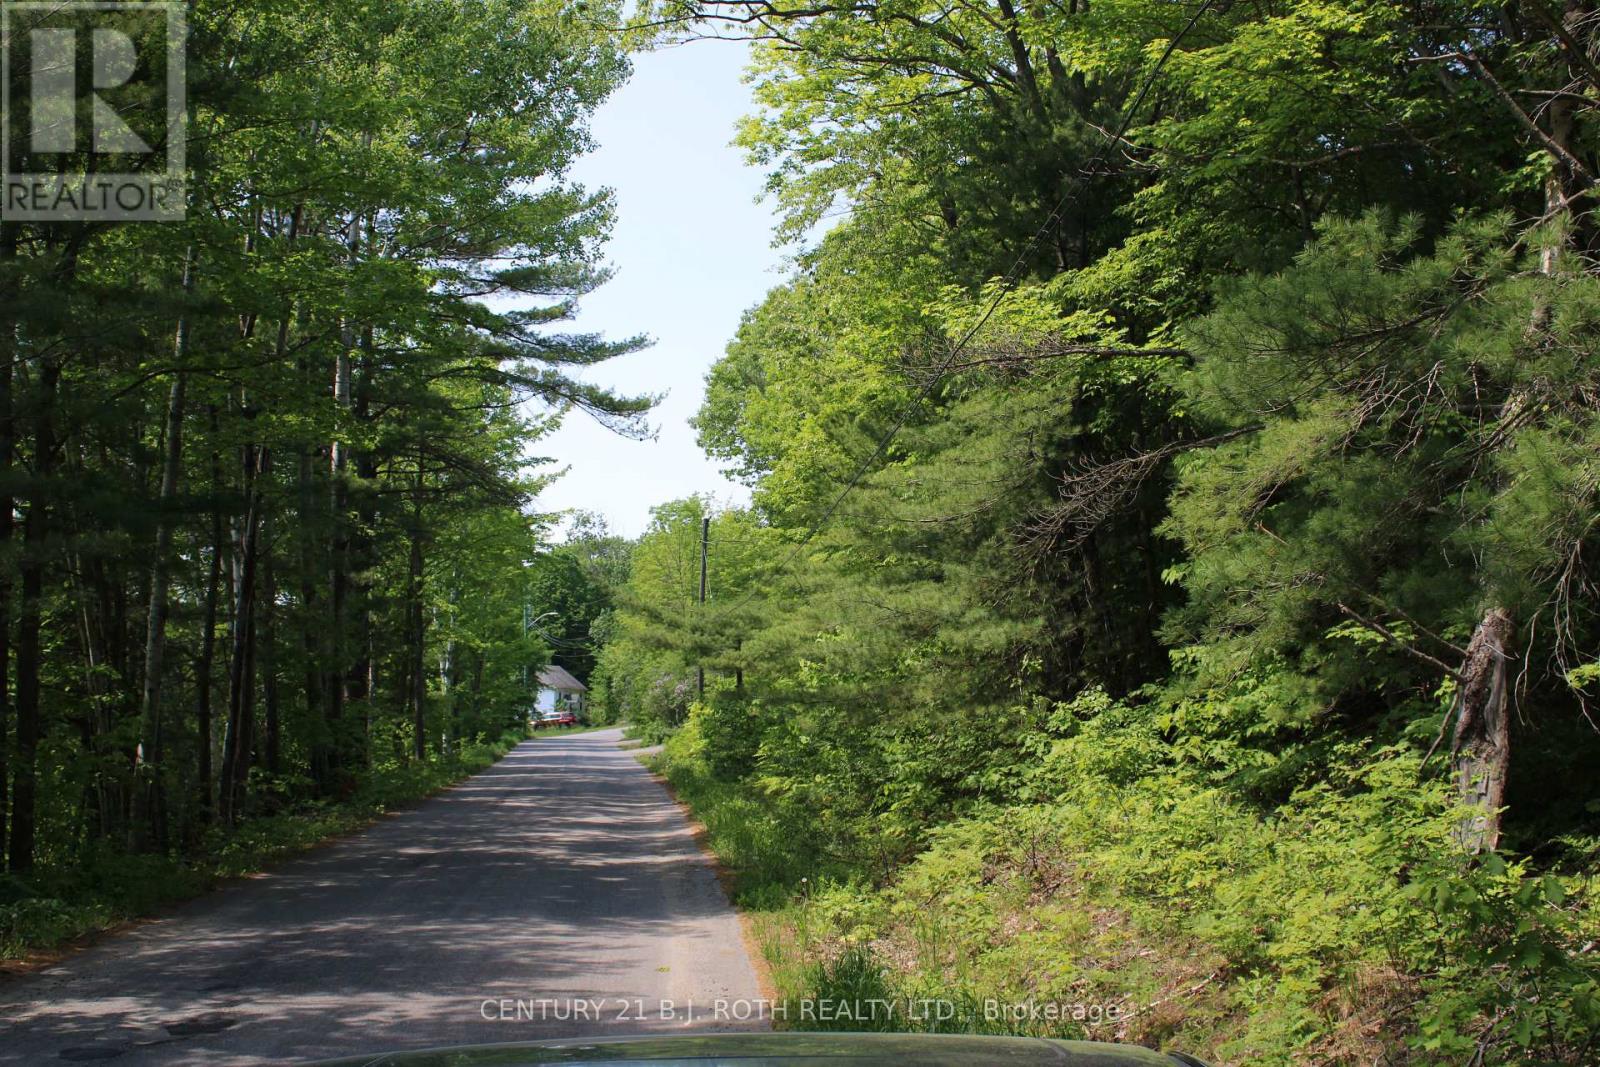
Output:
(630, 748), (780, 1007)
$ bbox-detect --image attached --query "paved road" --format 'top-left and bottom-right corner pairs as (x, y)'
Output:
(0, 729), (766, 1064)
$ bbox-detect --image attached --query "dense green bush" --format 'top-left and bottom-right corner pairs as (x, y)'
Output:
(653, 684), (1600, 1063)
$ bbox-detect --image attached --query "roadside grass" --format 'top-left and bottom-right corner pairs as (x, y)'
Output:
(0, 731), (525, 964)
(622, 719), (674, 746)
(642, 706), (1586, 1065)
(647, 722), (1248, 1055)
(644, 726), (825, 906)
(528, 722), (614, 738)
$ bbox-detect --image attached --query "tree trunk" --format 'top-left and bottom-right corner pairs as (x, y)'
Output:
(130, 250), (193, 851)
(194, 417), (224, 826)
(297, 300), (331, 791)
(299, 435), (326, 791)
(254, 203), (298, 790)
(0, 224), (16, 866)
(407, 438), (427, 764)
(438, 582), (460, 757)
(10, 358), (59, 872)
(260, 513), (280, 779)
(325, 211), (362, 787)
(348, 324), (377, 768)
(219, 445), (264, 825)
(326, 432), (349, 780)
(1445, 14), (1592, 854)
(439, 630), (455, 758)
(71, 551), (124, 841)
(1450, 607), (1513, 853)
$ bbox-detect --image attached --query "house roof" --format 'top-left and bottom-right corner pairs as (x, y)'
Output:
(536, 664), (588, 692)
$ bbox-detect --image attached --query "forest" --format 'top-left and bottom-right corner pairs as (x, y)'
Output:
(1, 0), (1599, 1062)
(591, 0), (1600, 1062)
(0, 0), (647, 943)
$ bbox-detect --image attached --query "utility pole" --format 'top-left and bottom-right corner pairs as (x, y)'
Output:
(697, 516), (709, 697)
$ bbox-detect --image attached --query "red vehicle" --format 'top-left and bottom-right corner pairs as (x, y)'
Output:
(534, 708), (579, 728)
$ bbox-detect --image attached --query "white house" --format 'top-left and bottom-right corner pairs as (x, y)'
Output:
(534, 665), (587, 715)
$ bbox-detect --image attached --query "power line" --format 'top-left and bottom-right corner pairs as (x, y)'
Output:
(703, 0), (1224, 623)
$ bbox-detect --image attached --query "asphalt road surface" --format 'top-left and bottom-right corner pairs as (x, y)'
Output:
(0, 728), (766, 1064)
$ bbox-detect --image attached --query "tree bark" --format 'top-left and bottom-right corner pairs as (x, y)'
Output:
(194, 413), (224, 826)
(408, 518), (426, 763)
(9, 357), (59, 872)
(1445, 9), (1595, 854)
(130, 249), (194, 852)
(71, 549), (125, 841)
(439, 626), (455, 758)
(260, 512), (280, 779)
(254, 204), (299, 788)
(1450, 607), (1513, 853)
(324, 211), (362, 786)
(348, 327), (377, 768)
(219, 445), (264, 825)
(0, 224), (16, 866)
(299, 433), (326, 791)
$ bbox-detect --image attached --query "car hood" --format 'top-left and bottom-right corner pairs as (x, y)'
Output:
(311, 1032), (1208, 1066)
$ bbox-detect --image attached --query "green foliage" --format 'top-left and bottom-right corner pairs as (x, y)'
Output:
(1, 732), (522, 959)
(0, 0), (645, 929)
(613, 0), (1600, 1060)
(650, 713), (833, 901)
(656, 684), (1600, 1061)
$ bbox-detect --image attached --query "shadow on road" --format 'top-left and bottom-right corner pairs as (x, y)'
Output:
(0, 729), (766, 1066)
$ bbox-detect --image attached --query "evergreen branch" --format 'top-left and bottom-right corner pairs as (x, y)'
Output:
(1336, 601), (1463, 681)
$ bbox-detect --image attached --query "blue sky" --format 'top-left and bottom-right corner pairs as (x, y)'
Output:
(528, 41), (783, 538)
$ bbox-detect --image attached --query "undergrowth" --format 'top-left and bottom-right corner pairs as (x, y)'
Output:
(649, 697), (1600, 1065)
(0, 731), (524, 962)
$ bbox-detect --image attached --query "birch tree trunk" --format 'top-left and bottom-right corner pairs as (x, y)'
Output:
(408, 530), (427, 763)
(325, 210), (362, 786)
(0, 224), (16, 866)
(10, 356), (59, 872)
(131, 248), (194, 852)
(194, 413), (224, 827)
(261, 513), (280, 779)
(219, 445), (264, 825)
